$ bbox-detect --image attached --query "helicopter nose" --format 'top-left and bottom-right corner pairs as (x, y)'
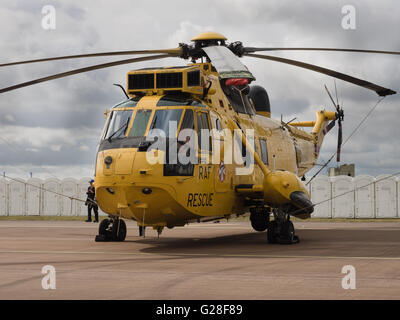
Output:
(289, 191), (314, 215)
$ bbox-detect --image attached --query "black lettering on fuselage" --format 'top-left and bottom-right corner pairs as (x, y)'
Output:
(198, 165), (212, 180)
(186, 193), (214, 207)
(193, 193), (198, 207)
(187, 193), (193, 207)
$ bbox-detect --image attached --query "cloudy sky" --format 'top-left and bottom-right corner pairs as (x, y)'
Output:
(0, 0), (399, 179)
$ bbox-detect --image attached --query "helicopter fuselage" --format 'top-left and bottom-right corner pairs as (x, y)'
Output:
(93, 61), (335, 229)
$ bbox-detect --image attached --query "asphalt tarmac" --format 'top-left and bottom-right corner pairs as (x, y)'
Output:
(0, 220), (399, 299)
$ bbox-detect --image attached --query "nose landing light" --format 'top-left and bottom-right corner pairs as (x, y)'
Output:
(104, 156), (113, 169)
(104, 156), (113, 165)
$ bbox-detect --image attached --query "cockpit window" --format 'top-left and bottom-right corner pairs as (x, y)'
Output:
(180, 109), (194, 130)
(113, 97), (140, 108)
(157, 95), (206, 107)
(104, 110), (132, 140)
(150, 109), (183, 137)
(128, 109), (152, 137)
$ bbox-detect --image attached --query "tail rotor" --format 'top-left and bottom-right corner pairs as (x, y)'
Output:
(324, 84), (344, 162)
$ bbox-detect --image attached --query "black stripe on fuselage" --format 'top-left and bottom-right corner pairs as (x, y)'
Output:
(98, 137), (146, 152)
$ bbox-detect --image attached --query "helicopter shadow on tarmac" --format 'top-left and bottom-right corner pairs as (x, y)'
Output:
(125, 227), (400, 259)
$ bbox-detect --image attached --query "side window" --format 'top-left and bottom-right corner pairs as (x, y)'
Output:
(164, 109), (195, 177)
(215, 118), (222, 131)
(197, 112), (212, 151)
(210, 112), (223, 132)
(201, 113), (210, 130)
(259, 138), (268, 165)
(150, 109), (183, 137)
(235, 121), (246, 159)
(179, 109), (195, 149)
(196, 112), (203, 150)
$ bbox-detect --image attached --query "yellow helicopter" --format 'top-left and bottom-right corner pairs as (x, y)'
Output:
(1, 32), (398, 244)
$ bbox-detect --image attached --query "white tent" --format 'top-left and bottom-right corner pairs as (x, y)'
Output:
(77, 177), (91, 216)
(354, 175), (375, 218)
(375, 174), (397, 218)
(43, 178), (61, 216)
(310, 176), (331, 218)
(9, 179), (26, 216)
(397, 177), (400, 218)
(60, 178), (78, 216)
(26, 178), (42, 216)
(0, 178), (8, 216)
(332, 176), (355, 218)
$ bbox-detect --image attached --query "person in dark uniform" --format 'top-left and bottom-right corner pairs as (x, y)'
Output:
(85, 179), (99, 222)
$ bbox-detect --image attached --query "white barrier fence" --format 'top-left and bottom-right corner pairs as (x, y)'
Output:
(0, 175), (399, 218)
(310, 175), (399, 218)
(0, 177), (106, 217)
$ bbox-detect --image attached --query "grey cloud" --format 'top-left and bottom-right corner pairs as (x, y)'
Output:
(270, 98), (310, 118)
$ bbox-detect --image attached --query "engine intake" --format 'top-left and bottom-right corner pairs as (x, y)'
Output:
(248, 85), (271, 117)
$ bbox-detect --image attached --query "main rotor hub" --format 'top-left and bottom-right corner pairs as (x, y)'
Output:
(191, 31), (227, 44)
(190, 32), (227, 60)
(336, 108), (344, 121)
(181, 31), (244, 60)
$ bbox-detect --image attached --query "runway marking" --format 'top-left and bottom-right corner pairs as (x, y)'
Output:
(0, 250), (399, 261)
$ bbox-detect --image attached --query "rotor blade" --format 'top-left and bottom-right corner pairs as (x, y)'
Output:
(323, 120), (336, 135)
(337, 120), (343, 162)
(334, 79), (339, 106)
(0, 54), (171, 94)
(324, 84), (338, 110)
(245, 53), (396, 96)
(0, 48), (182, 67)
(244, 47), (400, 55)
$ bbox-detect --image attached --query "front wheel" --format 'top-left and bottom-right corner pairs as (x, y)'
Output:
(112, 219), (127, 242)
(95, 218), (113, 242)
(99, 219), (111, 237)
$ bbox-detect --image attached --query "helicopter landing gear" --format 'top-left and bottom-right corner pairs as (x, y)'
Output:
(250, 206), (270, 232)
(267, 208), (299, 245)
(95, 217), (127, 242)
(139, 225), (146, 237)
(155, 226), (164, 238)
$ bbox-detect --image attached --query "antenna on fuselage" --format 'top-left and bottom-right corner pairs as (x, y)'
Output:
(113, 83), (129, 99)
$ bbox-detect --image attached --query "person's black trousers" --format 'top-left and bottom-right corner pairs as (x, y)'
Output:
(88, 204), (99, 221)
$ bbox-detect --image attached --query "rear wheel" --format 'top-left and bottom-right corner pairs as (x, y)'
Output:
(250, 207), (270, 232)
(267, 221), (278, 244)
(279, 220), (295, 244)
